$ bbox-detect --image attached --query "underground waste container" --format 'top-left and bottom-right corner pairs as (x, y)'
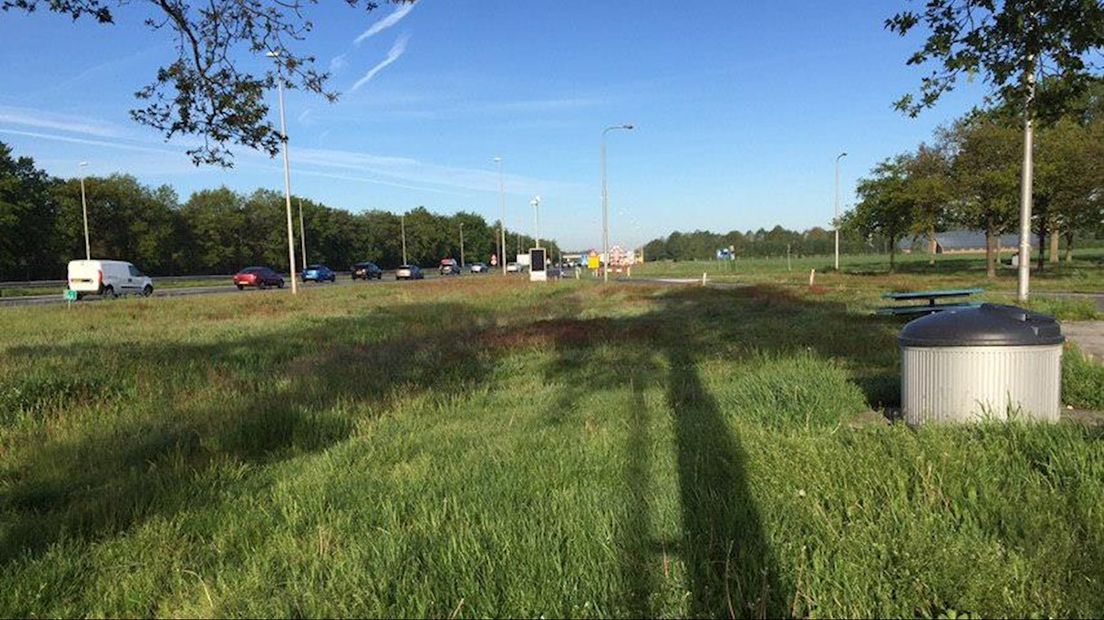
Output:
(900, 304), (1064, 425)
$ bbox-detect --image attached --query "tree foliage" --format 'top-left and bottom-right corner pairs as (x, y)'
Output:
(887, 0), (1104, 118)
(848, 156), (916, 272)
(1, 0), (410, 166)
(0, 142), (554, 280)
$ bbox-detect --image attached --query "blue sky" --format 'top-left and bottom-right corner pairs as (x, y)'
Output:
(0, 0), (988, 250)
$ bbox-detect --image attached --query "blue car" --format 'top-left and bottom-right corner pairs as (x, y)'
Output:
(302, 264), (336, 283)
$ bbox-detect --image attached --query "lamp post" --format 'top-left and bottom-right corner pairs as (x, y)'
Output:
(834, 151), (847, 271)
(268, 50), (298, 294)
(298, 198), (307, 270)
(531, 195), (541, 248)
(602, 124), (634, 282)
(1017, 56), (1037, 303)
(401, 214), (408, 265)
(459, 222), (465, 268)
(494, 156), (506, 275)
(78, 161), (90, 260)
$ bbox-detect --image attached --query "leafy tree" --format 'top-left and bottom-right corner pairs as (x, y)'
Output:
(904, 141), (955, 264)
(887, 0), (1104, 118)
(1, 1), (410, 166)
(1034, 86), (1104, 263)
(180, 187), (248, 273)
(947, 114), (1022, 277)
(52, 174), (182, 273)
(847, 156), (916, 272)
(0, 143), (59, 280)
(888, 0), (1104, 294)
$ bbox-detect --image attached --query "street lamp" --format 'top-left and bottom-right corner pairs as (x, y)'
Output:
(602, 124), (634, 282)
(298, 198), (307, 270)
(401, 213), (408, 265)
(459, 222), (465, 268)
(834, 151), (847, 271)
(268, 49), (298, 294)
(494, 156), (507, 274)
(531, 195), (541, 249)
(78, 161), (90, 260)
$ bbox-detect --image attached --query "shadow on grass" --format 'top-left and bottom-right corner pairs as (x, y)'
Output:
(536, 284), (899, 616)
(0, 302), (501, 566)
(2, 283), (900, 616)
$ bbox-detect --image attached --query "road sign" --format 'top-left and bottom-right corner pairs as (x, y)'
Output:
(490, 254), (498, 267)
(63, 289), (78, 302)
(587, 253), (600, 270)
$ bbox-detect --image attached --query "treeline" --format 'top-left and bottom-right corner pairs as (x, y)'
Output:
(845, 82), (1104, 275)
(0, 143), (558, 281)
(643, 226), (881, 261)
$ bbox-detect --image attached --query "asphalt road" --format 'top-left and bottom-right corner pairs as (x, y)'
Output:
(0, 270), (464, 307)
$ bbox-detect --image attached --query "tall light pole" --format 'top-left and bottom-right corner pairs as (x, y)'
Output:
(531, 195), (541, 248)
(602, 124), (634, 282)
(1017, 55), (1037, 303)
(78, 161), (90, 260)
(298, 198), (307, 270)
(494, 156), (506, 274)
(268, 50), (298, 294)
(834, 151), (847, 271)
(401, 214), (408, 265)
(459, 222), (465, 268)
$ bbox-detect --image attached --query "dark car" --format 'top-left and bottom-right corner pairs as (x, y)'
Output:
(439, 258), (461, 276)
(351, 261), (383, 280)
(233, 266), (284, 290)
(302, 264), (336, 283)
(395, 265), (424, 280)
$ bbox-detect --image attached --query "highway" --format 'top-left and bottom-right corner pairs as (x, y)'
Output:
(0, 270), (461, 307)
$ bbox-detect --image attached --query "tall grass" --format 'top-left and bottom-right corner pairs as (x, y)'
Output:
(0, 277), (1102, 617)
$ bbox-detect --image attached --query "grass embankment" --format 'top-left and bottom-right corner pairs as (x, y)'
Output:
(1, 278), (1103, 617)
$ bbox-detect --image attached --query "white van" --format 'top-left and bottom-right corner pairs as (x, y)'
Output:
(67, 260), (154, 299)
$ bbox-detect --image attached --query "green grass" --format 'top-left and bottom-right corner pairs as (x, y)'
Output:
(635, 248), (1104, 295)
(1, 277), (1103, 617)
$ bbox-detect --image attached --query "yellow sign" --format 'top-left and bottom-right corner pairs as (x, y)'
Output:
(587, 254), (600, 270)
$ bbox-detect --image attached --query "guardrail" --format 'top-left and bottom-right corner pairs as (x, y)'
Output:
(0, 271), (366, 297)
(0, 274), (233, 295)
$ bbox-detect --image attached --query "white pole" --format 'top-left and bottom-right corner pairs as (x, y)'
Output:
(401, 214), (408, 265)
(270, 52), (298, 295)
(495, 157), (506, 275)
(531, 195), (541, 249)
(1017, 55), (1036, 303)
(298, 198), (307, 270)
(601, 133), (608, 283)
(834, 152), (847, 271)
(78, 162), (90, 260)
(459, 222), (465, 268)
(600, 124), (633, 283)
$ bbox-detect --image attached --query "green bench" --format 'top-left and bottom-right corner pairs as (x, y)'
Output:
(876, 288), (983, 316)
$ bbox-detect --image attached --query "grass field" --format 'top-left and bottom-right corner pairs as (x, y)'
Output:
(1, 275), (1103, 617)
(633, 248), (1104, 295)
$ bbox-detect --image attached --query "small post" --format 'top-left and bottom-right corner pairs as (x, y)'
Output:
(786, 243), (792, 272)
(701, 272), (707, 286)
(809, 268), (816, 287)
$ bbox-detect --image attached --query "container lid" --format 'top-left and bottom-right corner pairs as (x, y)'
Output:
(899, 303), (1064, 347)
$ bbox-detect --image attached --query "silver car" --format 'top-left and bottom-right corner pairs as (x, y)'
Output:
(395, 265), (424, 280)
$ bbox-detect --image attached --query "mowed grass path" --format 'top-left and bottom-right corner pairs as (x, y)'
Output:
(1, 277), (1103, 617)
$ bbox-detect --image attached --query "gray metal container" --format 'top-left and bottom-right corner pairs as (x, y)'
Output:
(900, 304), (1064, 424)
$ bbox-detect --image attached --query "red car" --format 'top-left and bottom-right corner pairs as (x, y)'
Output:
(233, 266), (285, 290)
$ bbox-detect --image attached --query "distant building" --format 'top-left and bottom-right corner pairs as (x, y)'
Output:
(898, 230), (1020, 254)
